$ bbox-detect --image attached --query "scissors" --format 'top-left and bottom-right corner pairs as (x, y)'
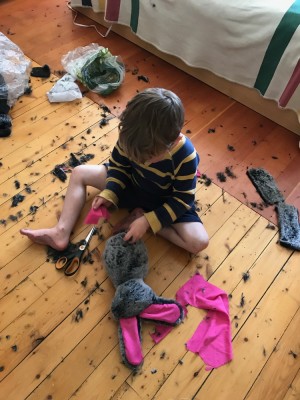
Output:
(55, 226), (96, 276)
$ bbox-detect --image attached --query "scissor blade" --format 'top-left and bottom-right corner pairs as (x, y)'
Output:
(83, 226), (97, 247)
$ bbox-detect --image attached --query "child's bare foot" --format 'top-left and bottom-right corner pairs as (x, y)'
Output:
(113, 208), (144, 233)
(20, 227), (69, 251)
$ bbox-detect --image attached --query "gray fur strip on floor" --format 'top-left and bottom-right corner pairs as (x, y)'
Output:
(247, 167), (299, 251)
(276, 203), (300, 251)
(246, 168), (284, 204)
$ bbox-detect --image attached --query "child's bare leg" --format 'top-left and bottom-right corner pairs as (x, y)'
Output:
(20, 164), (107, 250)
(158, 222), (209, 254)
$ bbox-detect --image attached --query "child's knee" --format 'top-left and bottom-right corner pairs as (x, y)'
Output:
(198, 235), (209, 252)
(191, 237), (209, 254)
(71, 165), (86, 181)
(189, 230), (209, 254)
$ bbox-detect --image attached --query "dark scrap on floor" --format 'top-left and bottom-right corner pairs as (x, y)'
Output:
(246, 168), (284, 205)
(247, 167), (300, 251)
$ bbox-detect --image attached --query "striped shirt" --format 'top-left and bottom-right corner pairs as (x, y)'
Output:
(101, 134), (199, 233)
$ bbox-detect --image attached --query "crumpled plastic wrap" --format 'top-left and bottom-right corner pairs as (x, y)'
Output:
(47, 73), (82, 103)
(61, 44), (125, 96)
(0, 32), (31, 106)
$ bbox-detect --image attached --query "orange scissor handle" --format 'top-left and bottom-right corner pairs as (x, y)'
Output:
(55, 256), (81, 276)
(55, 256), (68, 271)
(64, 256), (81, 276)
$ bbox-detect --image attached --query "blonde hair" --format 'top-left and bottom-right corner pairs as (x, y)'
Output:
(118, 88), (184, 163)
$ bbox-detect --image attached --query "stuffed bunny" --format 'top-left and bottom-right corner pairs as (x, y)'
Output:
(102, 232), (184, 370)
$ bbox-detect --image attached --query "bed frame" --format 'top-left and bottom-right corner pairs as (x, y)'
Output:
(75, 7), (300, 137)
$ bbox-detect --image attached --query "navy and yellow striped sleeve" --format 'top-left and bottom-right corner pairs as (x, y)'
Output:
(145, 142), (199, 233)
(100, 142), (132, 206)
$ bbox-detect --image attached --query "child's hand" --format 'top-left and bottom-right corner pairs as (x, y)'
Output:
(92, 195), (112, 210)
(124, 216), (150, 243)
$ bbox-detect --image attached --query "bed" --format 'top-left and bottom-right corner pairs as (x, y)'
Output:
(70, 0), (300, 136)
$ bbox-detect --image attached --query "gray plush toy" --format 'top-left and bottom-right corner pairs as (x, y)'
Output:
(103, 232), (184, 370)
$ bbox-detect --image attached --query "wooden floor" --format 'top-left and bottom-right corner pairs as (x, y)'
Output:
(0, 1), (300, 399)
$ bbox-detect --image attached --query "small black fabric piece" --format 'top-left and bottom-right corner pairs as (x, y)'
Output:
(52, 166), (67, 182)
(0, 127), (11, 137)
(30, 64), (51, 78)
(276, 203), (300, 251)
(0, 114), (11, 129)
(0, 114), (12, 137)
(0, 73), (8, 99)
(246, 167), (284, 204)
(11, 193), (25, 207)
(0, 99), (10, 114)
(0, 73), (10, 114)
(69, 153), (82, 168)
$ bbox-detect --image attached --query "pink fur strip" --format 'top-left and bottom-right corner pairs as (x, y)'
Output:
(140, 303), (181, 323)
(119, 317), (143, 366)
(150, 274), (233, 370)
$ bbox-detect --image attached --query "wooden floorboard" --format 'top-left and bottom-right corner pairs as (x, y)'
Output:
(0, 1), (299, 399)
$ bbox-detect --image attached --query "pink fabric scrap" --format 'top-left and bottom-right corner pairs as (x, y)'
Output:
(140, 303), (181, 324)
(150, 274), (233, 370)
(84, 206), (110, 225)
(119, 317), (143, 366)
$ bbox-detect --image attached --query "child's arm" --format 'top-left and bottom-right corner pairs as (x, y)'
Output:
(100, 142), (132, 206)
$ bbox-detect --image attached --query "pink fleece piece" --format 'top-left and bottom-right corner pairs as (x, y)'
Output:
(84, 206), (110, 225)
(151, 274), (233, 370)
(140, 303), (181, 324)
(119, 317), (143, 366)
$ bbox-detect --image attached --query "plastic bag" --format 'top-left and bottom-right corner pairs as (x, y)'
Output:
(47, 73), (82, 103)
(0, 32), (31, 106)
(61, 44), (125, 96)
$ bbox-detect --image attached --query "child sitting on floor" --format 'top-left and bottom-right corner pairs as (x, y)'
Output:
(20, 88), (209, 254)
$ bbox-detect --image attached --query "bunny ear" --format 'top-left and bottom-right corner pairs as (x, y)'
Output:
(140, 301), (184, 326)
(118, 316), (144, 370)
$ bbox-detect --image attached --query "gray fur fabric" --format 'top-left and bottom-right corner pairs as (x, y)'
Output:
(246, 167), (284, 204)
(102, 232), (184, 370)
(102, 232), (149, 287)
(111, 278), (156, 318)
(276, 203), (300, 251)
